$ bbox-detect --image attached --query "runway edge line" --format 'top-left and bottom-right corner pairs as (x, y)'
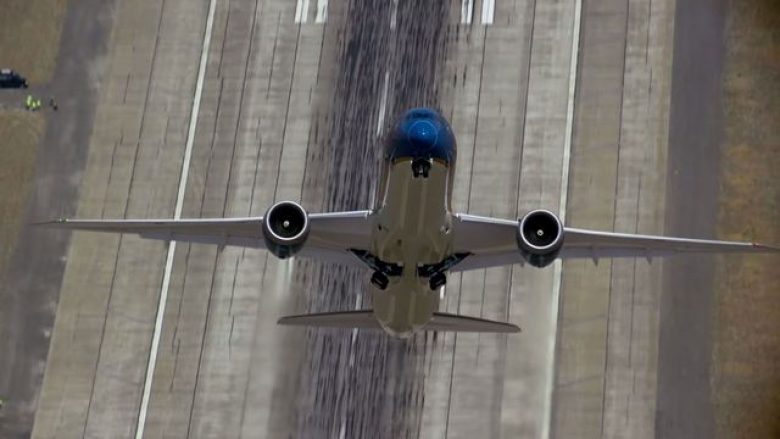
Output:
(542, 0), (583, 437)
(134, 0), (219, 437)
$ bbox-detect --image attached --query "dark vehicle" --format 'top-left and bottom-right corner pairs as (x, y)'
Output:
(0, 69), (28, 88)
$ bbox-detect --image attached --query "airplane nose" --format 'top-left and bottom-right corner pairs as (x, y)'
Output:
(407, 119), (439, 150)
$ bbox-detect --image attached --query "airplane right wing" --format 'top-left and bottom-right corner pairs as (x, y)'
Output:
(451, 211), (779, 272)
(560, 228), (779, 259)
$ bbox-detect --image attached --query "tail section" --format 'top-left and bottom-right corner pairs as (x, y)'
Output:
(277, 310), (519, 333)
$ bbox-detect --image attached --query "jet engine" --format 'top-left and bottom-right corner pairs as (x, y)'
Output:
(262, 201), (310, 259)
(517, 209), (564, 268)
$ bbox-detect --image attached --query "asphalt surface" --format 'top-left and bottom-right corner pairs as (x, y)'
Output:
(0, 0), (749, 437)
(294, 2), (451, 437)
(0, 0), (116, 437)
(29, 0), (578, 436)
(656, 0), (726, 437)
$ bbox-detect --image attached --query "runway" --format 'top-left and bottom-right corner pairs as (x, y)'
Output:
(27, 0), (679, 438)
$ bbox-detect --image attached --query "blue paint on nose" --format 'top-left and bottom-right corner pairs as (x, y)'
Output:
(407, 120), (439, 150)
(385, 107), (457, 165)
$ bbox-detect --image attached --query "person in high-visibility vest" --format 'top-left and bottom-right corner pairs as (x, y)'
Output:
(25, 95), (33, 110)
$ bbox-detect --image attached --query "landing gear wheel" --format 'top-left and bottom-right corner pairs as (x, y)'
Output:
(371, 271), (389, 290)
(429, 272), (446, 290)
(412, 158), (431, 178)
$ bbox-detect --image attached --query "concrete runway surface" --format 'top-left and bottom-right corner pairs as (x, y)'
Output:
(0, 0), (720, 437)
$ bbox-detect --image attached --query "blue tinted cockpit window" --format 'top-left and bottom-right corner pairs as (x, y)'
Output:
(405, 108), (438, 120)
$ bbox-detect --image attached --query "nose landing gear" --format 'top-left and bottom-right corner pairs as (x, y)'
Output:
(411, 158), (431, 178)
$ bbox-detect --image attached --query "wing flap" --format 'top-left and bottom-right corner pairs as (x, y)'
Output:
(452, 213), (518, 254)
(306, 211), (374, 250)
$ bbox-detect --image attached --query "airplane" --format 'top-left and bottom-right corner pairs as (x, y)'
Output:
(41, 107), (779, 337)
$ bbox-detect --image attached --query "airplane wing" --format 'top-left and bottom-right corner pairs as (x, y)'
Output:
(451, 213), (779, 272)
(39, 208), (374, 268)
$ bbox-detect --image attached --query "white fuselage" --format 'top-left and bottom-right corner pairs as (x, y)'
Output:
(370, 158), (453, 337)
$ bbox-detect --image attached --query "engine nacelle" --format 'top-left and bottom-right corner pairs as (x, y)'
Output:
(262, 201), (310, 259)
(517, 209), (564, 268)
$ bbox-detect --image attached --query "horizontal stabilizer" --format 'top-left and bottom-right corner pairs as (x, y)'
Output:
(278, 310), (380, 329)
(426, 312), (520, 333)
(277, 310), (520, 333)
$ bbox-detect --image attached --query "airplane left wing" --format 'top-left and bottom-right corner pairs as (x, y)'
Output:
(40, 217), (266, 246)
(451, 212), (779, 272)
(39, 206), (374, 268)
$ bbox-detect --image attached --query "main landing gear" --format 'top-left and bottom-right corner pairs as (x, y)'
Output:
(350, 249), (401, 291)
(350, 249), (473, 292)
(371, 269), (445, 290)
(429, 272), (446, 290)
(371, 269), (444, 290)
(371, 271), (389, 290)
(418, 252), (470, 290)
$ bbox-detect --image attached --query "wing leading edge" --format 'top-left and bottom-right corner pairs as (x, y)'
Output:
(40, 217), (265, 246)
(561, 228), (778, 258)
(451, 213), (778, 272)
(39, 210), (374, 268)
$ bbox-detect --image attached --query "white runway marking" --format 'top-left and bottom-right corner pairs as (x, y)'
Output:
(461, 0), (474, 24)
(341, 293), (363, 439)
(543, 0), (583, 437)
(295, 0), (307, 23)
(390, 0), (398, 29)
(315, 0), (327, 23)
(481, 0), (495, 25)
(134, 0), (218, 436)
(302, 0), (311, 22)
(376, 71), (390, 136)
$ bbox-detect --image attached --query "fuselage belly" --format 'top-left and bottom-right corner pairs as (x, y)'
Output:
(369, 108), (457, 337)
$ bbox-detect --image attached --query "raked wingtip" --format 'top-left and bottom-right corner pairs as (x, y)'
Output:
(753, 242), (780, 253)
(30, 217), (68, 227)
